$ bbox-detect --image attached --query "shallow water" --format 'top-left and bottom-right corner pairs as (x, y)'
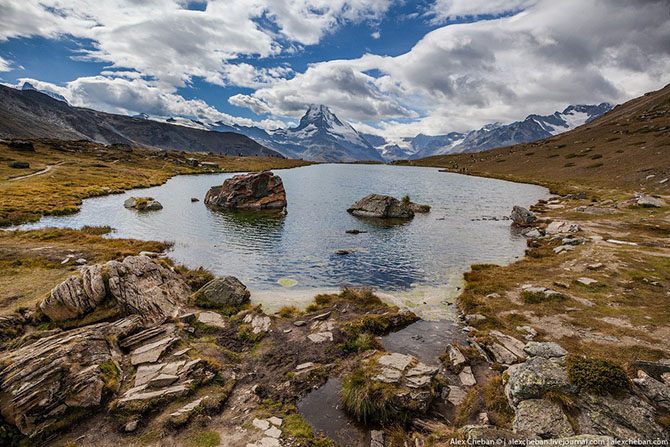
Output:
(18, 164), (546, 303)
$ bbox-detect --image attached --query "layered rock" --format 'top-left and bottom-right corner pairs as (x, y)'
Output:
(0, 317), (143, 437)
(41, 256), (191, 323)
(347, 194), (429, 219)
(204, 171), (286, 210)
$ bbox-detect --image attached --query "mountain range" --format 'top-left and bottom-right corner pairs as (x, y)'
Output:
(205, 102), (612, 162)
(0, 83), (613, 162)
(0, 85), (282, 158)
(368, 103), (613, 160)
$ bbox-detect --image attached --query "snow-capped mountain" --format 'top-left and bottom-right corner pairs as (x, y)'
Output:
(212, 104), (383, 162)
(364, 103), (613, 160)
(21, 82), (68, 104)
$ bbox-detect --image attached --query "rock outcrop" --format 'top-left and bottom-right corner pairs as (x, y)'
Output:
(0, 317), (143, 437)
(635, 193), (665, 208)
(41, 256), (191, 323)
(191, 276), (250, 309)
(123, 197), (163, 211)
(204, 171), (287, 210)
(505, 342), (669, 441)
(510, 206), (536, 225)
(347, 194), (429, 219)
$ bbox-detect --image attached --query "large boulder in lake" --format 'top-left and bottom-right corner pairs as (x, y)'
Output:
(40, 256), (191, 323)
(347, 194), (418, 219)
(204, 171), (287, 210)
(124, 196), (163, 211)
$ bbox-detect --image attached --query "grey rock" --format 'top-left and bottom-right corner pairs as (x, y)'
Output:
(197, 311), (226, 328)
(347, 194), (415, 219)
(633, 370), (670, 411)
(459, 366), (477, 387)
(513, 399), (574, 438)
(446, 344), (467, 368)
(506, 356), (573, 404)
(510, 206), (536, 225)
(523, 341), (567, 359)
(636, 194), (665, 208)
(370, 430), (384, 447)
(192, 276), (250, 309)
(243, 313), (271, 334)
(41, 264), (107, 321)
(123, 197), (163, 211)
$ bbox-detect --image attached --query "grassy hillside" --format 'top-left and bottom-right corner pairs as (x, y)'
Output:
(401, 83), (670, 195)
(0, 138), (310, 226)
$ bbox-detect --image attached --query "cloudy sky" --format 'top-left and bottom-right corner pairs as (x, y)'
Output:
(1, 0), (669, 139)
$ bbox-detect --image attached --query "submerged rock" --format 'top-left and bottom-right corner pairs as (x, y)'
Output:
(8, 161), (30, 169)
(204, 171), (287, 210)
(510, 206), (536, 226)
(347, 194), (426, 219)
(123, 196), (163, 211)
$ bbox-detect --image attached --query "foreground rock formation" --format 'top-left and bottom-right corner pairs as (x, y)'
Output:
(347, 194), (430, 219)
(204, 171), (287, 210)
(40, 255), (190, 323)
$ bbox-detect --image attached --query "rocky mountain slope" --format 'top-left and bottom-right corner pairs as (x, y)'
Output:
(404, 84), (669, 192)
(369, 103), (613, 161)
(0, 85), (282, 157)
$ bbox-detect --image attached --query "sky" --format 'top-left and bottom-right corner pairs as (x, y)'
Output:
(1, 0), (669, 140)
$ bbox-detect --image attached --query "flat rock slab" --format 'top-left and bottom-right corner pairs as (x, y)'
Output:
(130, 336), (178, 365)
(197, 311), (226, 328)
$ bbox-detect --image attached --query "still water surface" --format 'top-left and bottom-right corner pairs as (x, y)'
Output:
(19, 164), (547, 293)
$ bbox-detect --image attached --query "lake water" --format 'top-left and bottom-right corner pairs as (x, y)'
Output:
(18, 164), (546, 307)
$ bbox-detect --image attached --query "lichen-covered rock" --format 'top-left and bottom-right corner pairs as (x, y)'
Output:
(192, 276), (250, 309)
(506, 356), (574, 404)
(41, 256), (190, 323)
(0, 317), (143, 437)
(633, 370), (670, 411)
(123, 196), (163, 211)
(205, 171), (287, 210)
(513, 399), (574, 438)
(575, 392), (667, 440)
(510, 206), (536, 225)
(347, 194), (415, 219)
(523, 341), (568, 359)
(370, 353), (438, 413)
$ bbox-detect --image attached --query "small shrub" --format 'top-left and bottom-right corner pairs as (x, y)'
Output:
(401, 195), (411, 205)
(313, 294), (333, 306)
(566, 356), (629, 395)
(455, 376), (513, 428)
(278, 306), (300, 318)
(339, 332), (380, 353)
(341, 368), (401, 424)
(176, 266), (215, 291)
(99, 360), (120, 392)
(338, 287), (382, 307)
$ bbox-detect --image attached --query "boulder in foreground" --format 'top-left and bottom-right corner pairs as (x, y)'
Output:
(204, 171), (286, 210)
(347, 194), (429, 219)
(41, 255), (191, 323)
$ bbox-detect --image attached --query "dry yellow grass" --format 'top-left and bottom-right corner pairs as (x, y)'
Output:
(405, 85), (670, 367)
(0, 138), (310, 226)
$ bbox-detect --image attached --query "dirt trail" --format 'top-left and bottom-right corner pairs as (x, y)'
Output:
(8, 161), (64, 181)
